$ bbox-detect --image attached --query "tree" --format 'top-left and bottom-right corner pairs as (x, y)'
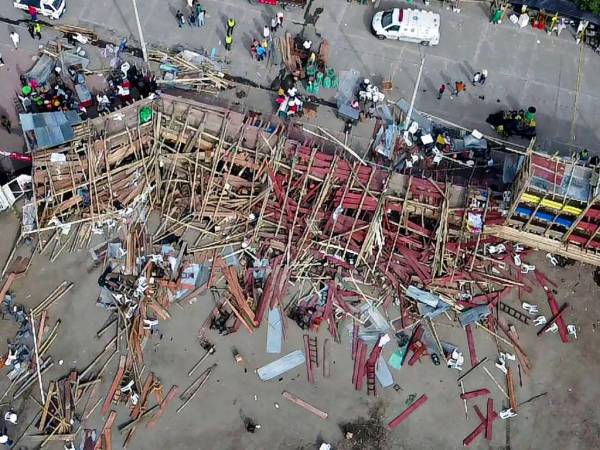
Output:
(578, 0), (600, 15)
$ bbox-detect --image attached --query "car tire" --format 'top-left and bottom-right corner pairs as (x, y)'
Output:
(377, 34), (386, 40)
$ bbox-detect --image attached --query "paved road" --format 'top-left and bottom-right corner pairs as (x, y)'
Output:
(0, 0), (598, 154)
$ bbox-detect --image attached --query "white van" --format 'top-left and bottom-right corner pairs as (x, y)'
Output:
(371, 8), (440, 46)
(13, 0), (66, 20)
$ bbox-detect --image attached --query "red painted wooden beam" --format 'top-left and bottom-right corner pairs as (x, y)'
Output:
(387, 394), (428, 429)
(465, 324), (478, 367)
(485, 398), (494, 441)
(463, 405), (498, 447)
(460, 388), (490, 400)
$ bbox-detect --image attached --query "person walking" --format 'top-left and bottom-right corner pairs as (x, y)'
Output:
(176, 10), (185, 28)
(27, 23), (35, 39)
(271, 17), (278, 33)
(263, 25), (270, 40)
(225, 34), (233, 51)
(453, 81), (465, 96)
(0, 52), (4, 67)
(33, 22), (42, 40)
(1, 116), (11, 134)
(437, 83), (445, 100)
(277, 11), (284, 27)
(479, 69), (488, 85)
(226, 18), (236, 35)
(471, 71), (481, 86)
(9, 32), (19, 49)
(188, 11), (196, 27)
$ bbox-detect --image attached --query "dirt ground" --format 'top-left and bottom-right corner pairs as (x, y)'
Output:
(1, 210), (599, 450)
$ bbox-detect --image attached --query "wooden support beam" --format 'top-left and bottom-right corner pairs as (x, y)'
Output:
(387, 394), (428, 429)
(281, 391), (328, 420)
(146, 385), (179, 428)
(93, 410), (117, 450)
(100, 355), (126, 415)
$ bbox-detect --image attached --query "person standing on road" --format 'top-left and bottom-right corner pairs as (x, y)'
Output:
(227, 18), (236, 36)
(1, 116), (11, 134)
(195, 4), (204, 27)
(33, 23), (42, 40)
(479, 69), (488, 85)
(263, 25), (270, 40)
(28, 5), (37, 21)
(256, 44), (266, 61)
(0, 427), (13, 447)
(9, 32), (19, 49)
(271, 17), (278, 33)
(225, 34), (233, 51)
(3, 412), (17, 425)
(277, 12), (284, 27)
(437, 83), (445, 100)
(453, 81), (465, 96)
(176, 10), (185, 28)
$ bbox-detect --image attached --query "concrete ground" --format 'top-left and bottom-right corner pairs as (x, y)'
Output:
(0, 0), (597, 154)
(0, 1), (599, 449)
(0, 210), (599, 450)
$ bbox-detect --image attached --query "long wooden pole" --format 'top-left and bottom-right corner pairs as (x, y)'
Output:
(29, 310), (46, 404)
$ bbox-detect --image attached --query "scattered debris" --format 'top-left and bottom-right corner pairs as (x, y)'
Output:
(339, 403), (388, 450)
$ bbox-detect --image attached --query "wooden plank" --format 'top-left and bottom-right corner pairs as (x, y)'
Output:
(464, 406), (498, 447)
(100, 355), (126, 415)
(485, 398), (493, 441)
(460, 388), (490, 400)
(387, 394), (428, 429)
(36, 310), (48, 347)
(507, 367), (517, 412)
(28, 433), (76, 442)
(38, 381), (55, 431)
(146, 385), (179, 429)
(485, 225), (600, 266)
(93, 410), (117, 450)
(465, 324), (478, 367)
(281, 391), (328, 420)
(0, 272), (16, 302)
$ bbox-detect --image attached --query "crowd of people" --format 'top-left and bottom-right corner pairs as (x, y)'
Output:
(176, 0), (206, 28)
(276, 85), (304, 119)
(17, 60), (158, 121)
(249, 13), (284, 59)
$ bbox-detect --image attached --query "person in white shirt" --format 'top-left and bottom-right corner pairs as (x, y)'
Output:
(9, 32), (19, 49)
(0, 430), (13, 447)
(3, 411), (17, 425)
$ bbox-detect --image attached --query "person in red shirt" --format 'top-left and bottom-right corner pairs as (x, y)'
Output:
(28, 5), (37, 20)
(437, 84), (445, 100)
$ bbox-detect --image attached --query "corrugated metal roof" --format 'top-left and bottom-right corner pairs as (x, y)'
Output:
(20, 111), (82, 151)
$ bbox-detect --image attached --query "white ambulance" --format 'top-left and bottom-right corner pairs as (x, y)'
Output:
(371, 8), (440, 46)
